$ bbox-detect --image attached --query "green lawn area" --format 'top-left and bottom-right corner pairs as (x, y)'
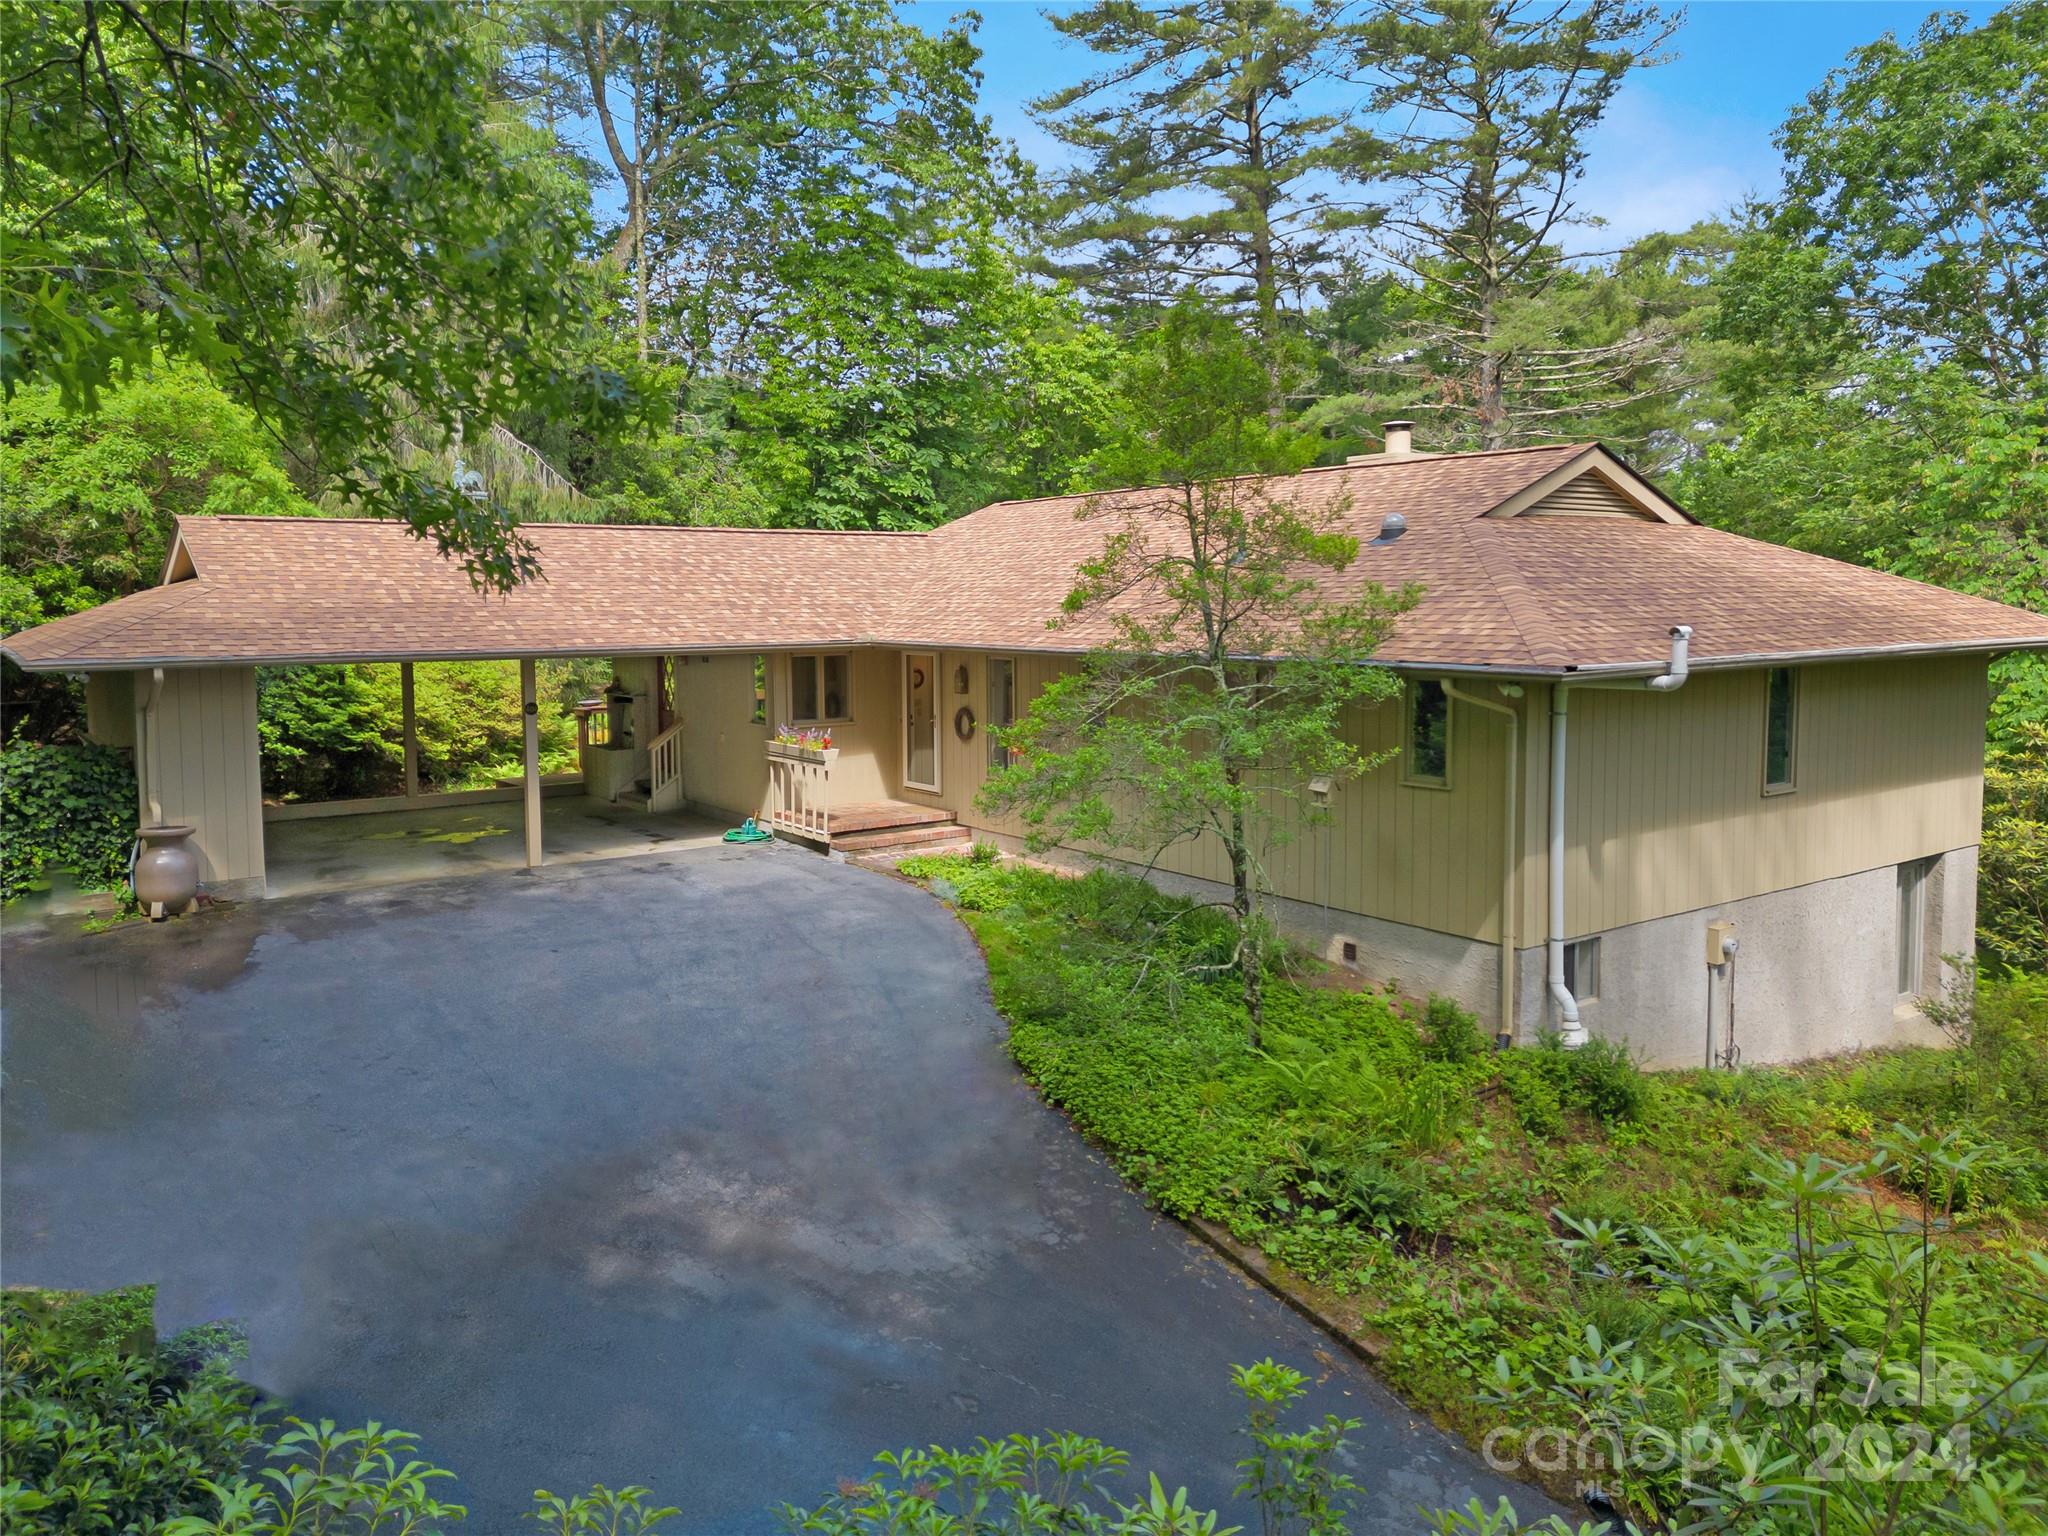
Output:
(896, 850), (2048, 1528)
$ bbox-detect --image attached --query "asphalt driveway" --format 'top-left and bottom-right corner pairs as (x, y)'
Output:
(2, 843), (1555, 1532)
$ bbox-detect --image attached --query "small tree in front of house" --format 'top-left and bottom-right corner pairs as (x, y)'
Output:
(979, 303), (1412, 1043)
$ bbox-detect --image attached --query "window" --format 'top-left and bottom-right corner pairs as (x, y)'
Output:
(1897, 858), (1933, 997)
(789, 652), (852, 724)
(988, 657), (1016, 771)
(1403, 679), (1450, 787)
(1763, 667), (1798, 793)
(750, 656), (767, 725)
(1564, 936), (1601, 1002)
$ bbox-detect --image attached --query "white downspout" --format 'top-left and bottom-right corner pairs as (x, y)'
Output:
(1548, 626), (1695, 1048)
(1647, 624), (1692, 691)
(143, 666), (165, 826)
(1547, 683), (1583, 1045)
(1444, 680), (1520, 1046)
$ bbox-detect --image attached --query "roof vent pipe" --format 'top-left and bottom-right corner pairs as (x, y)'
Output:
(1382, 420), (1415, 458)
(1646, 624), (1693, 691)
(1370, 512), (1408, 545)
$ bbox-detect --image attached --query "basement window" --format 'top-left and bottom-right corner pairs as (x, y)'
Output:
(1897, 857), (1933, 998)
(1763, 667), (1798, 793)
(1564, 937), (1601, 1002)
(790, 653), (852, 724)
(1403, 679), (1450, 788)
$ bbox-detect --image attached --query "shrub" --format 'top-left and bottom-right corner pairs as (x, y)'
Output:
(0, 1287), (261, 1534)
(1498, 1053), (1565, 1138)
(0, 741), (137, 903)
(1496, 1129), (2048, 1533)
(1560, 1037), (1647, 1126)
(1421, 995), (1488, 1064)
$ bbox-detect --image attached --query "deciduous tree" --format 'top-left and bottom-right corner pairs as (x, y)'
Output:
(2, 1), (639, 587)
(980, 304), (1410, 1039)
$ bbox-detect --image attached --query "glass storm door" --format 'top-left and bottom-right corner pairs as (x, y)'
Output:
(904, 652), (939, 791)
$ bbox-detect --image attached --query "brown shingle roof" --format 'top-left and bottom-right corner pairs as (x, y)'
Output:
(7, 444), (2046, 673)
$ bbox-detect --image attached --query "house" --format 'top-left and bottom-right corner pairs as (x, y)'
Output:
(8, 433), (2046, 1067)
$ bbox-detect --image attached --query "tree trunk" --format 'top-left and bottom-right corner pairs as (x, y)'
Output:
(631, 183), (649, 363)
(1475, 318), (1506, 449)
(1243, 85), (1283, 423)
(1227, 796), (1264, 1048)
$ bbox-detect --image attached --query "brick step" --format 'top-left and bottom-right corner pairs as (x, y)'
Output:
(826, 800), (954, 835)
(830, 822), (971, 854)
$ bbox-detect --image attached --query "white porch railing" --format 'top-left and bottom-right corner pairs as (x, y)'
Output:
(765, 743), (837, 839)
(647, 722), (686, 812)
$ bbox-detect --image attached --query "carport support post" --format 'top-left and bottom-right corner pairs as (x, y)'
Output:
(520, 658), (543, 869)
(400, 663), (419, 799)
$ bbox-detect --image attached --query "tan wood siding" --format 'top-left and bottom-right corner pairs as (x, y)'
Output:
(905, 652), (1511, 942)
(674, 654), (770, 818)
(1517, 657), (1987, 941)
(136, 666), (264, 887)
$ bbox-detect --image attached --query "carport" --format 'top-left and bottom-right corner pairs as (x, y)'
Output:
(72, 652), (634, 901)
(0, 514), (908, 903)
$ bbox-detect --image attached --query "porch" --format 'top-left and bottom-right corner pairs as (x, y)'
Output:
(264, 795), (731, 899)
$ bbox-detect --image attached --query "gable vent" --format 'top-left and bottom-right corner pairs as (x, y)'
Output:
(1521, 474), (1655, 520)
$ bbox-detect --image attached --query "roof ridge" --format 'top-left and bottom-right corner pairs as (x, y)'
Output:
(1455, 519), (1572, 670)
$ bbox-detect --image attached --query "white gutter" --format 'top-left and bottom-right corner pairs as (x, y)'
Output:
(1445, 680), (1522, 1046)
(1548, 626), (1694, 1047)
(10, 630), (2042, 677)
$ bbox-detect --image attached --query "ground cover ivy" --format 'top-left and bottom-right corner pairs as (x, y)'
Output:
(895, 851), (2048, 1528)
(0, 741), (136, 903)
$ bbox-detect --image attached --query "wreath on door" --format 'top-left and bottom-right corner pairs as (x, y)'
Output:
(953, 705), (976, 741)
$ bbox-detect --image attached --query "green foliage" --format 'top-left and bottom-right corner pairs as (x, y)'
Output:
(1230, 1360), (1361, 1536)
(256, 661), (586, 803)
(0, 370), (313, 633)
(0, 741), (137, 903)
(1982, 724), (2048, 974)
(1338, 0), (1681, 451)
(895, 852), (2048, 1502)
(1769, 1), (2048, 395)
(515, 1), (1120, 533)
(1421, 996), (1488, 1065)
(782, 1362), (1360, 1536)
(979, 303), (1411, 1038)
(1031, 0), (1356, 375)
(3, 1), (640, 587)
(0, 1288), (262, 1535)
(1490, 1132), (2048, 1533)
(530, 1485), (679, 1536)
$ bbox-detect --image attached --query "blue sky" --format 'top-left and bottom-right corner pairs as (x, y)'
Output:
(903, 2), (2002, 245)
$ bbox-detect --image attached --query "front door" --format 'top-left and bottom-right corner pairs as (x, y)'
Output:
(904, 652), (938, 791)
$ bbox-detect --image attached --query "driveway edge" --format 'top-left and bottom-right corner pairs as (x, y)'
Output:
(1182, 1217), (1387, 1365)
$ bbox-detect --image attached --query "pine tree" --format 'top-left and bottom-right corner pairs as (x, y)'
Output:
(1343, 0), (1678, 449)
(1030, 0), (1365, 396)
